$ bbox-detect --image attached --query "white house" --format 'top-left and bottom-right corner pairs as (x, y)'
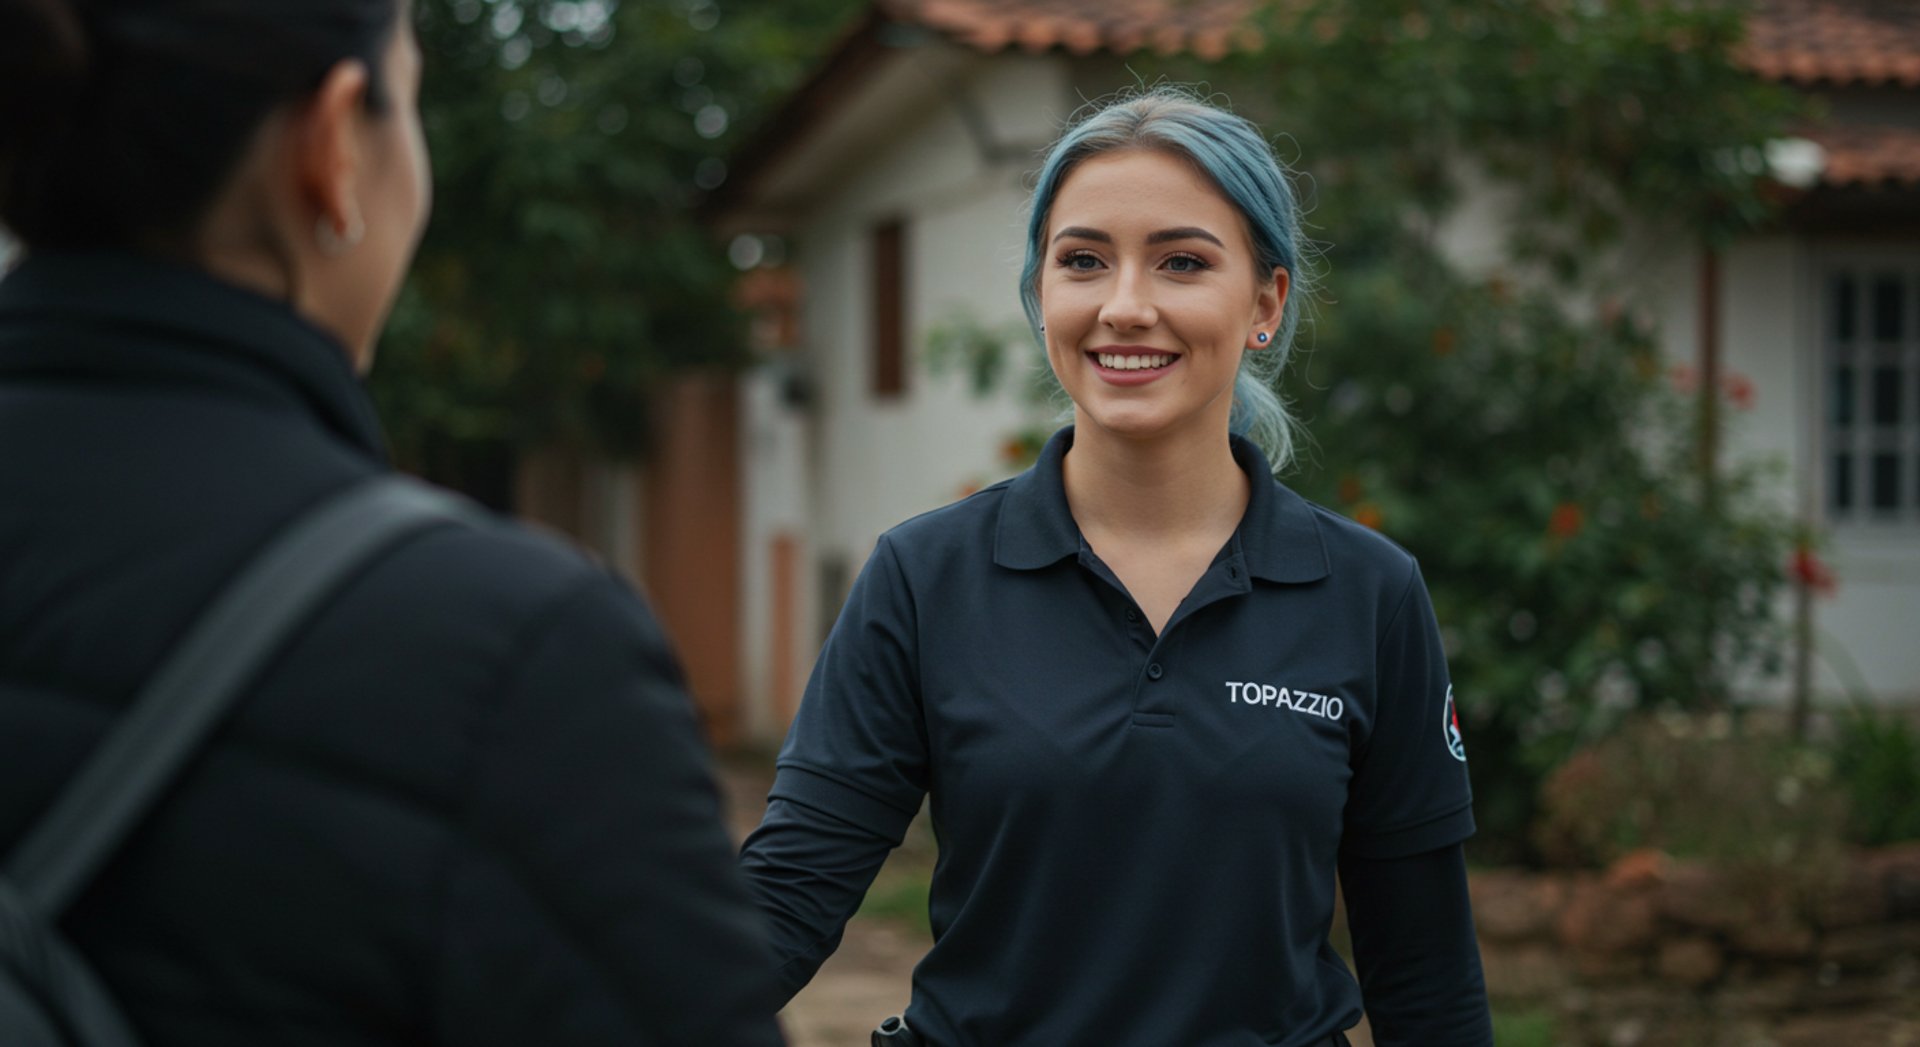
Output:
(707, 0), (1920, 743)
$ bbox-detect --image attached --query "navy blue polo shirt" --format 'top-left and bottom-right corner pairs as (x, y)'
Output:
(762, 426), (1473, 1046)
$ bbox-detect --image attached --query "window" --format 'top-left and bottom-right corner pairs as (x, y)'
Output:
(871, 219), (907, 399)
(1825, 258), (1920, 524)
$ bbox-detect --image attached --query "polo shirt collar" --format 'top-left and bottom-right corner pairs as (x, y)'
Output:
(993, 425), (1331, 583)
(0, 250), (387, 460)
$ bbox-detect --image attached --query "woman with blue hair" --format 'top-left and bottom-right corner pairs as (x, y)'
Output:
(742, 88), (1492, 1046)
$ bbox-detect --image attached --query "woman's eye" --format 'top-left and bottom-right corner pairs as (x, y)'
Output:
(1164, 254), (1210, 273)
(1058, 251), (1102, 272)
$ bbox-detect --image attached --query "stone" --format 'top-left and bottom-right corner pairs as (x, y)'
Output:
(1656, 862), (1755, 933)
(1710, 972), (1806, 1017)
(1471, 870), (1566, 943)
(1562, 879), (1661, 955)
(1655, 937), (1725, 988)
(1732, 917), (1817, 960)
(1818, 923), (1920, 968)
(1574, 949), (1648, 984)
(1606, 848), (1672, 890)
(1808, 857), (1887, 930)
(1481, 941), (1569, 1000)
(1866, 842), (1920, 920)
(1772, 1012), (1917, 1046)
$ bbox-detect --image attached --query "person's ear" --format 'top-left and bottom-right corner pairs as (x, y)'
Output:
(1249, 265), (1290, 350)
(293, 59), (371, 252)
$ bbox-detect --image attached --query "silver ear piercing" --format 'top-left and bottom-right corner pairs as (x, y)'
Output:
(1255, 331), (1270, 345)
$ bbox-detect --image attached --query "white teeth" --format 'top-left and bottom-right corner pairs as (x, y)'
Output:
(1096, 353), (1173, 371)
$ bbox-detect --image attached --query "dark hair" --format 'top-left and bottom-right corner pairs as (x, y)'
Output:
(0, 0), (402, 251)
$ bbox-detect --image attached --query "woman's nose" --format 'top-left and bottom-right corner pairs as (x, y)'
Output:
(1097, 267), (1157, 332)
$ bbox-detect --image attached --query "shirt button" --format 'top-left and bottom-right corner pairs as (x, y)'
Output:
(1146, 663), (1165, 681)
(1126, 608), (1141, 623)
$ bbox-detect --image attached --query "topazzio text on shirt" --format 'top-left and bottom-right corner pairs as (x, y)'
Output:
(1224, 682), (1345, 720)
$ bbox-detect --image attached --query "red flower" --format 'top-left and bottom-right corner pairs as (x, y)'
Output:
(1790, 547), (1837, 597)
(1549, 502), (1584, 540)
(1723, 372), (1756, 411)
(1353, 503), (1384, 530)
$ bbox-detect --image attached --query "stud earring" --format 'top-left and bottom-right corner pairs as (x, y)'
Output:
(1039, 324), (1046, 333)
(1255, 331), (1270, 345)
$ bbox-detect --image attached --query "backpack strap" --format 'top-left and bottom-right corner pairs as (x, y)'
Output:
(4, 474), (478, 918)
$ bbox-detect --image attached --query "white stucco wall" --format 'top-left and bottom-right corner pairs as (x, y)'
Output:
(736, 53), (1080, 740)
(1439, 164), (1920, 705)
(807, 63), (1069, 567)
(740, 53), (1920, 736)
(1801, 243), (1920, 704)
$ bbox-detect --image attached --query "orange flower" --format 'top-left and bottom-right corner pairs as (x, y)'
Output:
(1353, 503), (1383, 530)
(1432, 327), (1456, 356)
(1000, 438), (1027, 464)
(1549, 502), (1584, 540)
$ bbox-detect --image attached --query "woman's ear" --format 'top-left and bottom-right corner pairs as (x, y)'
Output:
(1251, 265), (1290, 350)
(292, 59), (372, 249)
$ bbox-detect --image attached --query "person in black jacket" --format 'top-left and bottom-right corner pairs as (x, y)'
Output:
(0, 1), (784, 1044)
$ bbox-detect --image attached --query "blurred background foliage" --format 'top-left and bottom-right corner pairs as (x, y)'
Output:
(372, 0), (860, 479)
(1212, 0), (1811, 859)
(921, 0), (1820, 859)
(370, 0), (1911, 861)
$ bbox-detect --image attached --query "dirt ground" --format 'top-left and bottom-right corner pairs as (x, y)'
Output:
(720, 760), (926, 1047)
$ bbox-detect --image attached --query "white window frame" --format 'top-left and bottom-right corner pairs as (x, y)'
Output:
(1819, 248), (1920, 531)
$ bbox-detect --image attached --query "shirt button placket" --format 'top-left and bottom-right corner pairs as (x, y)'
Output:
(1146, 662), (1164, 681)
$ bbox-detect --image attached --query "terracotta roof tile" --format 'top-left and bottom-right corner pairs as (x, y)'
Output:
(1739, 0), (1920, 86)
(884, 0), (1920, 83)
(710, 1), (1920, 225)
(887, 0), (1261, 57)
(1805, 124), (1920, 188)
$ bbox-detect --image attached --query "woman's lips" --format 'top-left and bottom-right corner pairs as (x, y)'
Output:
(1087, 350), (1179, 385)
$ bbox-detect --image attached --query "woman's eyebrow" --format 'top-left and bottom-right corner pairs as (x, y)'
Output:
(1146, 226), (1224, 247)
(1049, 225), (1225, 247)
(1052, 226), (1109, 244)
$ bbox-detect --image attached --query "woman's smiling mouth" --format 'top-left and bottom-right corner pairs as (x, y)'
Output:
(1087, 348), (1181, 384)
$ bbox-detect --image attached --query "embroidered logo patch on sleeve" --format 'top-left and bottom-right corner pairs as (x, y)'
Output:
(1443, 685), (1467, 762)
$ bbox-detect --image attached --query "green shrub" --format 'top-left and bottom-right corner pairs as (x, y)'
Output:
(1532, 716), (1849, 901)
(1832, 709), (1920, 846)
(1284, 254), (1795, 859)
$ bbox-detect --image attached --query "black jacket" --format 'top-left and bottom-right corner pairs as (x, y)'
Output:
(0, 252), (784, 1046)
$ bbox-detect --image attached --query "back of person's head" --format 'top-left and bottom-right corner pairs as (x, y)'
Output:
(1020, 87), (1315, 470)
(0, 0), (400, 253)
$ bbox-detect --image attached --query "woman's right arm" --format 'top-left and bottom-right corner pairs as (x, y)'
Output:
(740, 796), (905, 1001)
(738, 534), (931, 1003)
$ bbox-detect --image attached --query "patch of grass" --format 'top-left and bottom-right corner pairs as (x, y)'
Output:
(1490, 1006), (1556, 1047)
(855, 872), (931, 936)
